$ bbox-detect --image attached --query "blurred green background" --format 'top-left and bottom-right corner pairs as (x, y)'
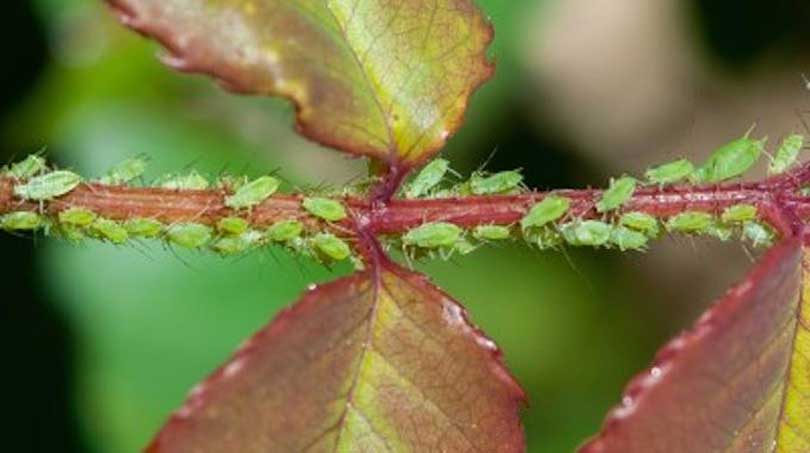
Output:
(2, 1), (809, 452)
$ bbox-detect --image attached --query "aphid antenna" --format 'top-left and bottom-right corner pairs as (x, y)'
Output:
(558, 246), (597, 295)
(213, 161), (234, 181)
(794, 109), (810, 141)
(126, 239), (156, 262)
(739, 242), (756, 263)
(743, 121), (759, 138)
(476, 146), (500, 174)
(178, 154), (205, 173)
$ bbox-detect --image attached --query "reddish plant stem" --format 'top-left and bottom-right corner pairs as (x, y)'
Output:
(2, 164), (810, 238)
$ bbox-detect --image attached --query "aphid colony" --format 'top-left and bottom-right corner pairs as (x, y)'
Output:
(0, 128), (804, 263)
(0, 158), (356, 265)
(395, 129), (805, 257)
(394, 199), (775, 258)
(402, 130), (805, 201)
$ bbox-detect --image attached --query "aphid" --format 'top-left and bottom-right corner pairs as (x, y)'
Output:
(692, 129), (766, 183)
(619, 212), (660, 237)
(216, 174), (249, 191)
(405, 159), (450, 198)
(7, 155), (48, 179)
(311, 233), (351, 261)
(124, 218), (163, 238)
(90, 218), (129, 244)
(533, 227), (564, 250)
(596, 176), (637, 213)
(720, 204), (757, 224)
(470, 170), (523, 195)
(742, 222), (774, 248)
(212, 231), (263, 255)
(58, 207), (97, 227)
(666, 211), (714, 233)
(560, 220), (612, 247)
(217, 216), (249, 236)
(99, 157), (148, 185)
(160, 171), (210, 190)
(402, 222), (462, 249)
(0, 211), (44, 231)
(520, 195), (571, 230)
(59, 225), (86, 243)
(706, 224), (733, 242)
(302, 197), (347, 222)
(472, 224), (512, 241)
(266, 220), (304, 242)
(224, 175), (280, 210)
(14, 170), (82, 201)
(167, 223), (213, 249)
(453, 238), (477, 255)
(610, 226), (649, 251)
(644, 159), (695, 185)
(768, 134), (805, 175)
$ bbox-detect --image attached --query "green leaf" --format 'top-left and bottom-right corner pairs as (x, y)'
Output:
(106, 0), (494, 166)
(582, 239), (810, 452)
(147, 261), (525, 452)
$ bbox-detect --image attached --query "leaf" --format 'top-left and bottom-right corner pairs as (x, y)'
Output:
(106, 0), (494, 166)
(580, 238), (810, 452)
(147, 260), (525, 452)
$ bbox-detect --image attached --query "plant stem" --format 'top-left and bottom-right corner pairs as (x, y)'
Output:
(2, 163), (810, 238)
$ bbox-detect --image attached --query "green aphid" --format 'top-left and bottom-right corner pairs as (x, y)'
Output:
(533, 227), (564, 250)
(453, 238), (477, 255)
(768, 134), (805, 175)
(742, 222), (774, 248)
(644, 159), (695, 185)
(721, 204), (757, 224)
(312, 233), (351, 261)
(14, 170), (82, 201)
(666, 211), (714, 233)
(473, 224), (512, 241)
(224, 175), (280, 210)
(596, 176), (637, 213)
(124, 218), (163, 238)
(406, 159), (449, 198)
(0, 211), (43, 231)
(217, 216), (249, 236)
(266, 220), (304, 242)
(302, 197), (347, 222)
(59, 225), (86, 243)
(470, 170), (523, 195)
(58, 207), (97, 227)
(402, 222), (462, 249)
(213, 231), (262, 255)
(707, 224), (734, 242)
(217, 174), (249, 191)
(90, 218), (129, 244)
(619, 212), (660, 237)
(167, 223), (213, 249)
(160, 171), (210, 190)
(521, 195), (571, 230)
(560, 220), (612, 247)
(99, 157), (148, 185)
(610, 226), (649, 251)
(8, 155), (48, 179)
(693, 131), (766, 183)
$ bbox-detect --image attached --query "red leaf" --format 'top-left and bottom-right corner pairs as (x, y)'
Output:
(581, 238), (808, 452)
(105, 0), (494, 167)
(147, 260), (525, 452)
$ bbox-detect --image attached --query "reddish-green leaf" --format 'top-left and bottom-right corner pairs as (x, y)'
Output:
(106, 0), (494, 166)
(581, 238), (810, 452)
(147, 261), (525, 452)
